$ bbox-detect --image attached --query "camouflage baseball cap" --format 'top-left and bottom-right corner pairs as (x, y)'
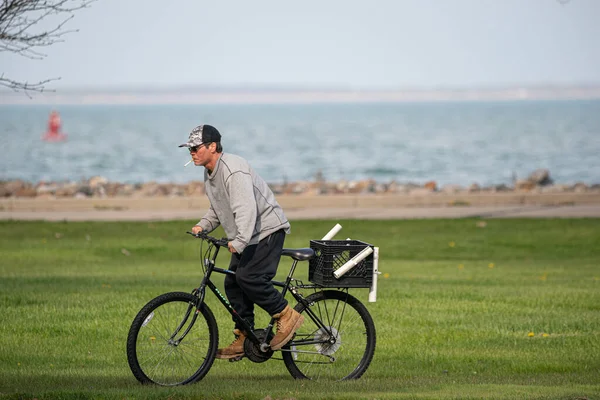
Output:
(178, 124), (221, 148)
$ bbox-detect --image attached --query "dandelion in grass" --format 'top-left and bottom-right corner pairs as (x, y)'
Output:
(458, 264), (464, 270)
(542, 333), (549, 337)
(488, 263), (495, 269)
(528, 332), (535, 337)
(448, 241), (456, 248)
(383, 273), (390, 279)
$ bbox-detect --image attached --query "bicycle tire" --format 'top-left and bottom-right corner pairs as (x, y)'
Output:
(281, 290), (376, 380)
(126, 291), (219, 385)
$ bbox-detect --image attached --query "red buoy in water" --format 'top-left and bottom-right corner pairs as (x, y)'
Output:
(42, 111), (68, 142)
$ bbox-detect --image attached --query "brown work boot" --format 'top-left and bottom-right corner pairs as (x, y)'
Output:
(216, 329), (246, 359)
(270, 305), (304, 350)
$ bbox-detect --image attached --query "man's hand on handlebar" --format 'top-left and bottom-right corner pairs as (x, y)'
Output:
(190, 226), (234, 251)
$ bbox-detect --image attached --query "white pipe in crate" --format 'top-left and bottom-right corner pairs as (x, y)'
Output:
(369, 247), (380, 303)
(333, 246), (374, 279)
(321, 223), (342, 240)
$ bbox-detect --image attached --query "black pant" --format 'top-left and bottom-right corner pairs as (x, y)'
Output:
(225, 229), (287, 331)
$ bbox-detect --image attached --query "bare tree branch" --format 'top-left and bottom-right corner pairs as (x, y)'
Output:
(0, 0), (95, 94)
(0, 72), (59, 98)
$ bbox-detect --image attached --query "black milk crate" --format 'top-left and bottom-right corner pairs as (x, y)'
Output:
(308, 239), (374, 288)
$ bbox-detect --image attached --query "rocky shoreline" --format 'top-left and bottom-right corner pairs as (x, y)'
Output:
(1, 169), (599, 199)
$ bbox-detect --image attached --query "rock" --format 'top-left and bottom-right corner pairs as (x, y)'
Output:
(468, 183), (481, 192)
(317, 182), (332, 195)
(528, 169), (553, 186)
(138, 182), (160, 197)
(540, 184), (569, 193)
(185, 181), (204, 196)
(94, 185), (107, 198)
(116, 184), (135, 196)
(302, 186), (321, 196)
(158, 184), (172, 196)
(515, 179), (536, 192)
(89, 176), (109, 189)
(424, 181), (437, 191)
(269, 183), (284, 195)
(410, 187), (434, 196)
(76, 185), (94, 197)
(493, 184), (512, 192)
(374, 183), (387, 193)
(441, 184), (464, 194)
(36, 183), (58, 195)
(154, 183), (172, 196)
(0, 176), (596, 199)
(103, 183), (123, 197)
(1, 180), (31, 197)
(169, 185), (186, 197)
(572, 182), (588, 193)
(55, 183), (78, 197)
(292, 182), (310, 195)
(0, 185), (9, 198)
(15, 187), (37, 197)
(347, 179), (376, 194)
(386, 181), (406, 194)
(335, 180), (349, 194)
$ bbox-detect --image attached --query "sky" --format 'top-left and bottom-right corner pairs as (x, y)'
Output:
(1, 0), (600, 90)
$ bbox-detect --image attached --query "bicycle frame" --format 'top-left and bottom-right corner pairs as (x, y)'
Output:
(189, 240), (347, 353)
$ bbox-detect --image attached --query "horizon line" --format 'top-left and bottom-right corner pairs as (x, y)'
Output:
(2, 84), (600, 105)
(3, 81), (600, 93)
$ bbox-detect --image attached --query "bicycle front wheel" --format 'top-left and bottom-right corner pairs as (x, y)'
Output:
(126, 291), (219, 386)
(282, 290), (376, 380)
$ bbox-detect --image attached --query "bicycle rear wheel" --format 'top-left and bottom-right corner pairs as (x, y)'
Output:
(281, 290), (376, 380)
(127, 291), (218, 385)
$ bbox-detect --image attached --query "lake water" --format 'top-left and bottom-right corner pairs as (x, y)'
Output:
(1, 100), (599, 186)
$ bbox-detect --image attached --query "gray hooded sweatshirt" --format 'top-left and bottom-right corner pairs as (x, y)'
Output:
(197, 153), (291, 253)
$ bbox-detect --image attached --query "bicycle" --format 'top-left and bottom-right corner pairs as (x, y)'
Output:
(126, 228), (378, 385)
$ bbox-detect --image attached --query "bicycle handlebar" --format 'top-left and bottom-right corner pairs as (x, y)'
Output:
(186, 231), (230, 247)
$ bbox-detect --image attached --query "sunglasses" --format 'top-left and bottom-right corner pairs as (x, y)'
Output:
(188, 143), (207, 153)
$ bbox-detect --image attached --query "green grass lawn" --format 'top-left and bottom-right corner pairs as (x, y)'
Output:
(1, 218), (599, 400)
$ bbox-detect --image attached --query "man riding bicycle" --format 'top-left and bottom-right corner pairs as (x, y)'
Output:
(179, 124), (304, 359)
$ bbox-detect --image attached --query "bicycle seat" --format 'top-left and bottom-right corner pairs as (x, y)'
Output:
(281, 248), (315, 261)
